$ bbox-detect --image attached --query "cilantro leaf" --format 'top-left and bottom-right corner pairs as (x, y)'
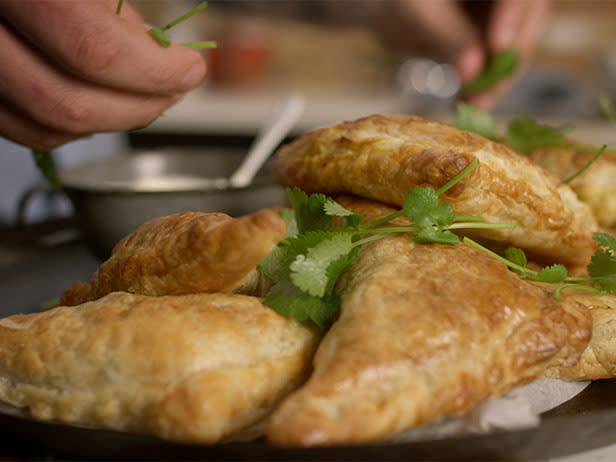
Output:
(323, 199), (363, 228)
(402, 186), (457, 244)
(454, 103), (499, 140)
(593, 232), (616, 252)
(290, 233), (357, 297)
(278, 208), (298, 238)
(403, 187), (455, 228)
(287, 187), (335, 233)
(588, 243), (616, 293)
(504, 247), (527, 269)
(535, 264), (568, 283)
(259, 240), (291, 283)
(325, 246), (361, 294)
(309, 294), (341, 328)
(261, 231), (338, 283)
(263, 279), (339, 328)
(505, 117), (572, 154)
(460, 48), (519, 95)
(415, 228), (459, 245)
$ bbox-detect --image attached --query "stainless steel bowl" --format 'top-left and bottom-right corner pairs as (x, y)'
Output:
(57, 147), (288, 258)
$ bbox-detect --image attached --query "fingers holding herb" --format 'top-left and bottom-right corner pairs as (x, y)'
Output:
(0, 0), (214, 172)
(0, 19), (185, 139)
(0, 0), (207, 96)
(460, 48), (519, 96)
(458, 0), (550, 109)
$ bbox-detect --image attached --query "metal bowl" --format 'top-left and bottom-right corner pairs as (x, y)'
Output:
(58, 147), (288, 258)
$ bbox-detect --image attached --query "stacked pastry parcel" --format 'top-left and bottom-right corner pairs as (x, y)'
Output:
(0, 115), (614, 447)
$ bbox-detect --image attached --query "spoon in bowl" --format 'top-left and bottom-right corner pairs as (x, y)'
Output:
(210, 93), (306, 190)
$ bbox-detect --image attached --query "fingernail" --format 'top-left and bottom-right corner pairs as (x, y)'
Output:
(181, 63), (206, 90)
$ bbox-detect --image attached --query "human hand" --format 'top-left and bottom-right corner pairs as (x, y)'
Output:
(459, 0), (551, 109)
(0, 0), (207, 151)
(371, 0), (551, 110)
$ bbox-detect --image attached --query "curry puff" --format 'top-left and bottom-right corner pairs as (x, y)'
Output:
(267, 233), (591, 447)
(528, 144), (616, 229)
(275, 114), (598, 266)
(544, 290), (616, 381)
(60, 208), (286, 306)
(0, 292), (320, 444)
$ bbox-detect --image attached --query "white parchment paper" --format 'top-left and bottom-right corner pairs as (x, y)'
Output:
(393, 379), (590, 443)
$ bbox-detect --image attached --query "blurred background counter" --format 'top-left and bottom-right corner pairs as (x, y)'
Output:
(132, 0), (616, 141)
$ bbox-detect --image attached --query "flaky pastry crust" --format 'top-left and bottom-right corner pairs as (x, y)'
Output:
(543, 290), (616, 381)
(275, 115), (598, 265)
(529, 144), (616, 228)
(0, 292), (320, 444)
(267, 231), (590, 447)
(60, 209), (286, 306)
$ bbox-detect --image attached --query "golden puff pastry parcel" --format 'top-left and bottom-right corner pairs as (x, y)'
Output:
(0, 292), (320, 444)
(60, 208), (286, 306)
(267, 232), (591, 447)
(274, 114), (598, 266)
(528, 144), (616, 229)
(543, 290), (616, 381)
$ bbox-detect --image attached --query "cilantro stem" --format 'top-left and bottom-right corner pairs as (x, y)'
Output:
(448, 222), (516, 230)
(554, 283), (601, 302)
(359, 158), (479, 232)
(565, 276), (595, 282)
(563, 144), (607, 184)
(115, 0), (123, 15)
(436, 159), (479, 196)
(180, 41), (217, 49)
(359, 210), (406, 230)
(363, 225), (422, 235)
(161, 1), (208, 31)
(32, 150), (62, 188)
(463, 237), (537, 277)
(148, 27), (171, 47)
(465, 237), (598, 293)
(454, 215), (485, 222)
(352, 234), (390, 248)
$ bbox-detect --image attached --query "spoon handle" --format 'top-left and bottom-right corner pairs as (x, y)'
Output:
(229, 93), (305, 188)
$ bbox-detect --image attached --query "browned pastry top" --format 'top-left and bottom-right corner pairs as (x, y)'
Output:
(275, 114), (598, 265)
(60, 209), (287, 305)
(0, 291), (319, 443)
(529, 144), (616, 228)
(267, 199), (591, 447)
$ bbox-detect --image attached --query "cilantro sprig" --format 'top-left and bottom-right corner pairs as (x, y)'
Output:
(454, 103), (576, 153)
(454, 103), (611, 184)
(261, 161), (516, 328)
(464, 234), (616, 301)
(146, 2), (217, 49)
(460, 48), (519, 96)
